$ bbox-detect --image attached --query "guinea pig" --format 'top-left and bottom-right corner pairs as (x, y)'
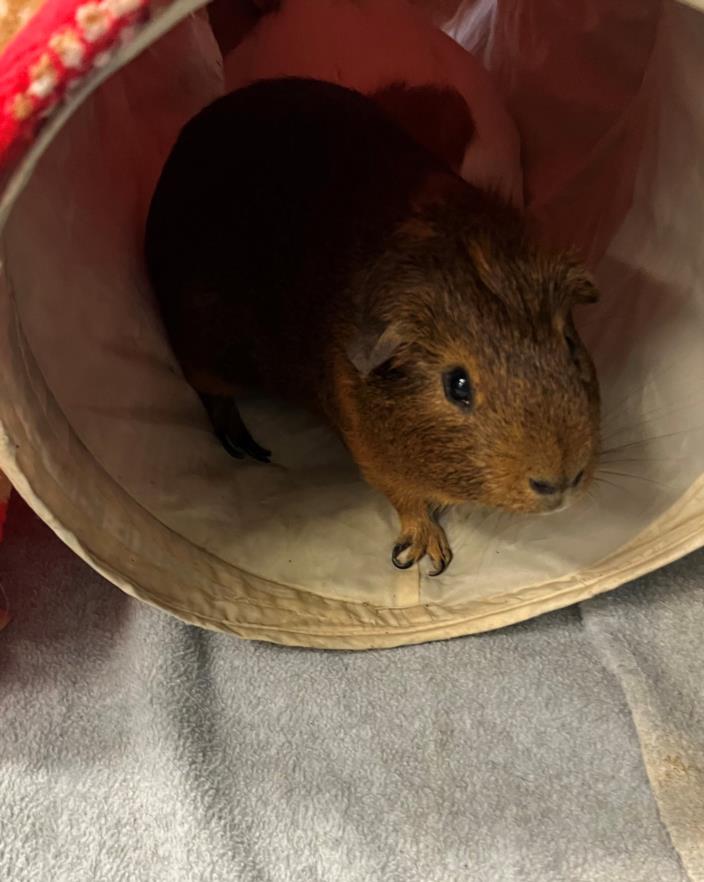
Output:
(144, 77), (600, 576)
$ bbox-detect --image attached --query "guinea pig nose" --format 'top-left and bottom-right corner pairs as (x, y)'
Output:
(571, 469), (585, 488)
(529, 478), (560, 496)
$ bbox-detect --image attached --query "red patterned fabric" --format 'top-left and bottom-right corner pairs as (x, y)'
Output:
(0, 0), (154, 172)
(0, 0), (170, 563)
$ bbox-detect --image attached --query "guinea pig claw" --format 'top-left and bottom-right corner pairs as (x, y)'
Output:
(217, 430), (246, 459)
(203, 394), (271, 463)
(230, 424), (271, 462)
(428, 551), (452, 578)
(217, 430), (271, 463)
(392, 542), (416, 570)
(391, 525), (453, 574)
(239, 436), (272, 463)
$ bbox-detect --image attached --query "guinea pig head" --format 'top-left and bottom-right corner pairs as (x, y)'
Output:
(341, 218), (601, 516)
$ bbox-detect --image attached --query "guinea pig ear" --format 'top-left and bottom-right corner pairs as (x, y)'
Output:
(345, 320), (404, 377)
(548, 262), (600, 321)
(564, 264), (600, 308)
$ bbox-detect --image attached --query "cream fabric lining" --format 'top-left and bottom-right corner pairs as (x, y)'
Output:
(0, 1), (703, 648)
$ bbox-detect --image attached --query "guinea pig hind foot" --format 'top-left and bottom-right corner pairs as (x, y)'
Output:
(200, 393), (272, 464)
(217, 427), (271, 463)
(391, 509), (453, 577)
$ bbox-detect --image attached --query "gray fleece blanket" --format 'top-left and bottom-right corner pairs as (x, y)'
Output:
(1, 498), (703, 882)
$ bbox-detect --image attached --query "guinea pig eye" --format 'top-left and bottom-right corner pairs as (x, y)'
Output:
(443, 367), (473, 408)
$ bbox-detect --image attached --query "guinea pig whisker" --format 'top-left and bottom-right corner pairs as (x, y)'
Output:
(582, 488), (604, 514)
(598, 455), (684, 466)
(585, 487), (597, 503)
(600, 400), (704, 444)
(598, 457), (686, 475)
(592, 476), (619, 490)
(600, 396), (649, 428)
(591, 475), (640, 503)
(601, 421), (692, 446)
(599, 427), (700, 457)
(601, 413), (671, 442)
(599, 363), (690, 422)
(596, 468), (670, 489)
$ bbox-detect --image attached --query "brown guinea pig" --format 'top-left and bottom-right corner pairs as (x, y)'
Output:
(144, 77), (600, 576)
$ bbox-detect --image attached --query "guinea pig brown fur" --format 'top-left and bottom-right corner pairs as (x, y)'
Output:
(145, 77), (600, 575)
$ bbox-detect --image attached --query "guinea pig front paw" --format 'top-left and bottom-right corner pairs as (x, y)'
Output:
(392, 519), (453, 577)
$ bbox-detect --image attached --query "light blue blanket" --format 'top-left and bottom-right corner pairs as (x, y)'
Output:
(1, 499), (701, 881)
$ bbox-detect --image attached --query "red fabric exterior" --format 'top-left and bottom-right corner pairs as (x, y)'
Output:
(0, 0), (159, 549)
(0, 0), (153, 170)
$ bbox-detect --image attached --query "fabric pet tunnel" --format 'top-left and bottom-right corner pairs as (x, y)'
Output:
(0, 0), (703, 649)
